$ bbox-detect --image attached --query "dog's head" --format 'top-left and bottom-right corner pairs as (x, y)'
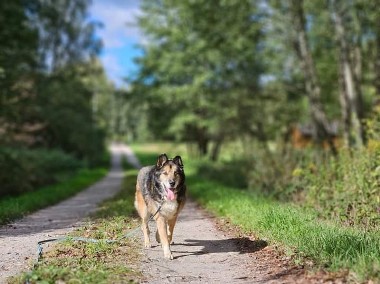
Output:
(154, 153), (185, 201)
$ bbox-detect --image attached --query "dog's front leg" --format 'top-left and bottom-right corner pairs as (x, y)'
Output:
(142, 215), (151, 248)
(167, 215), (178, 244)
(156, 217), (173, 259)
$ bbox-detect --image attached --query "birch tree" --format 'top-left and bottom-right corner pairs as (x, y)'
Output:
(289, 0), (337, 153)
(330, 0), (365, 147)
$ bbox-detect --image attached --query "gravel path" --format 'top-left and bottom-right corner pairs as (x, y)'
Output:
(0, 143), (138, 283)
(139, 200), (257, 283)
(139, 200), (307, 284)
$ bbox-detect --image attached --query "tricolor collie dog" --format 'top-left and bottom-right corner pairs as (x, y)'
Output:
(134, 154), (186, 259)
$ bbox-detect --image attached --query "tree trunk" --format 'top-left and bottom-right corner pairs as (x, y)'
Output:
(338, 54), (351, 147)
(290, 0), (337, 155)
(330, 0), (364, 148)
(197, 127), (209, 156)
(375, 11), (380, 98)
(210, 136), (223, 161)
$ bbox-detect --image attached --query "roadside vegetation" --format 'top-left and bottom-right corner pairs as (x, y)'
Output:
(12, 169), (142, 284)
(131, 143), (380, 282)
(0, 167), (108, 225)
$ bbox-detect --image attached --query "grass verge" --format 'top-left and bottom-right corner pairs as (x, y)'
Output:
(0, 168), (108, 225)
(189, 175), (380, 282)
(11, 170), (142, 284)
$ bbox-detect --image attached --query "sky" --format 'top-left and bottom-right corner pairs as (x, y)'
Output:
(89, 0), (143, 88)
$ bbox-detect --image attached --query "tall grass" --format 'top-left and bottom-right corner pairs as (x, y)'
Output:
(292, 148), (380, 230)
(188, 174), (380, 281)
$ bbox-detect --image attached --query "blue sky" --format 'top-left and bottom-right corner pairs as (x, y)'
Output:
(90, 0), (143, 88)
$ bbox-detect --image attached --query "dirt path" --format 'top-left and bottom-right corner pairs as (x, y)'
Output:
(139, 200), (309, 284)
(0, 143), (139, 283)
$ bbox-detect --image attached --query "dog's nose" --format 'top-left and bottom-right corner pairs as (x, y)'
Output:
(169, 180), (176, 187)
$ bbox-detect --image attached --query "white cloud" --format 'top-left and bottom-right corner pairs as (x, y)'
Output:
(101, 54), (122, 74)
(89, 0), (144, 86)
(101, 54), (125, 86)
(91, 0), (142, 48)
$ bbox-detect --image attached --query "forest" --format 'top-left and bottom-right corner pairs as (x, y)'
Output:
(1, 0), (380, 281)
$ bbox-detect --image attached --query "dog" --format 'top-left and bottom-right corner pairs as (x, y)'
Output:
(134, 153), (186, 259)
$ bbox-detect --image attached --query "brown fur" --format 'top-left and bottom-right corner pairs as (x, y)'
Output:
(134, 154), (186, 259)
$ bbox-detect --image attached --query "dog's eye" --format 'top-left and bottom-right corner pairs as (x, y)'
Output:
(163, 172), (168, 176)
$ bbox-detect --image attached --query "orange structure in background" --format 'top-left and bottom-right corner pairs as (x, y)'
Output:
(288, 122), (341, 149)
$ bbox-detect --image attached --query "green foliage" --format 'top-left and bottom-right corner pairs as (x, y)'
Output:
(292, 149), (380, 230)
(196, 159), (249, 189)
(0, 167), (107, 224)
(35, 64), (106, 166)
(134, 0), (265, 157)
(241, 141), (380, 231)
(0, 0), (38, 103)
(0, 0), (108, 198)
(0, 147), (82, 197)
(188, 162), (380, 281)
(32, 0), (101, 71)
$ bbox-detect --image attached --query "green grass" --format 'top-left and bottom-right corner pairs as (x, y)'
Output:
(12, 170), (142, 284)
(132, 142), (380, 282)
(188, 167), (380, 282)
(0, 168), (108, 225)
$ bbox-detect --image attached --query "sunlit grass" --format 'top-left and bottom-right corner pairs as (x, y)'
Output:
(0, 168), (108, 225)
(187, 167), (380, 282)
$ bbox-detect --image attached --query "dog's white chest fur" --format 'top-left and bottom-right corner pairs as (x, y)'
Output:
(160, 200), (179, 220)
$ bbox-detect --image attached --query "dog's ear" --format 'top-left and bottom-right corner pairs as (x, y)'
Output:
(173, 156), (184, 168)
(156, 153), (168, 169)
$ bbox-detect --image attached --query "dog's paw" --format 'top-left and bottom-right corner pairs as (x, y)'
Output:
(163, 245), (173, 260)
(144, 241), (152, 248)
(164, 251), (173, 260)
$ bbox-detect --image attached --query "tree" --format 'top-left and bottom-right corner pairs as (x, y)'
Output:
(288, 0), (337, 154)
(330, 0), (365, 148)
(35, 62), (106, 165)
(31, 0), (102, 71)
(135, 0), (264, 159)
(0, 0), (39, 143)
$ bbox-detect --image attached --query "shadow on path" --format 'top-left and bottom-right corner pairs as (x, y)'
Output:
(172, 237), (267, 259)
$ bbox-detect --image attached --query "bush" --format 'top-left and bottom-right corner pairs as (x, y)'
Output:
(293, 148), (380, 230)
(0, 147), (82, 197)
(245, 142), (380, 231)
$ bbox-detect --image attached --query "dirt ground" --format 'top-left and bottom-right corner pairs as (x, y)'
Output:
(138, 200), (320, 284)
(0, 144), (340, 283)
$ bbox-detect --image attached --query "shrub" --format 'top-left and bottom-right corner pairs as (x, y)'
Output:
(0, 147), (82, 197)
(246, 142), (380, 230)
